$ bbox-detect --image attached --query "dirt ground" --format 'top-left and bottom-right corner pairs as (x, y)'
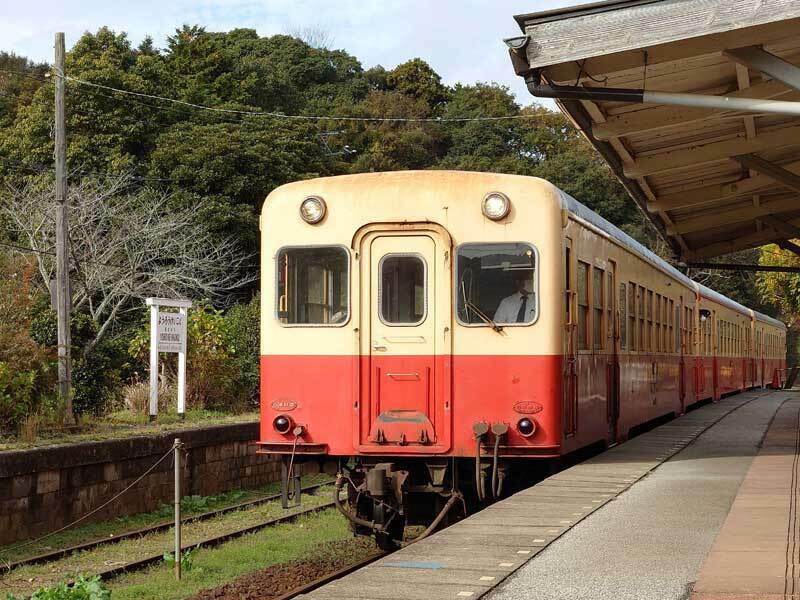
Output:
(186, 538), (378, 600)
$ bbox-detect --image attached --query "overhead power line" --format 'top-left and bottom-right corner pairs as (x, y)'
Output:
(59, 72), (548, 124)
(0, 240), (56, 256)
(0, 67), (49, 82)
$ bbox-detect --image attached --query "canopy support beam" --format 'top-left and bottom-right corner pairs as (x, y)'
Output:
(528, 79), (800, 118)
(732, 154), (800, 194)
(778, 239), (800, 258)
(724, 46), (800, 92)
(760, 215), (800, 238)
(685, 262), (800, 273)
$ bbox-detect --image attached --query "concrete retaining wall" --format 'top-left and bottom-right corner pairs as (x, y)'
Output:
(0, 422), (295, 546)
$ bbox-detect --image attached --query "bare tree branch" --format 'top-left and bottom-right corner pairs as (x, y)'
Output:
(285, 25), (335, 50)
(0, 173), (256, 349)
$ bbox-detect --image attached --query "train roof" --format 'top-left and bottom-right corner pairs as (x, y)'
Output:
(558, 188), (786, 331)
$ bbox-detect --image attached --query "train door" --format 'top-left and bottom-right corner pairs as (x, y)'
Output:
(358, 230), (452, 453)
(743, 323), (748, 390)
(678, 298), (686, 414)
(759, 329), (765, 387)
(564, 238), (577, 436)
(712, 310), (719, 400)
(606, 261), (620, 442)
(695, 304), (704, 400)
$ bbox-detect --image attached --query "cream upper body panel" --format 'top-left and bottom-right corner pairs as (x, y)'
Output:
(260, 171), (564, 357)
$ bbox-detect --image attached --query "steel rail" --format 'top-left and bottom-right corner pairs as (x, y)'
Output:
(90, 500), (337, 581)
(1, 480), (333, 573)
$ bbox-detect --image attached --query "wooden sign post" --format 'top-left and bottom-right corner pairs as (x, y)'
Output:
(146, 298), (192, 421)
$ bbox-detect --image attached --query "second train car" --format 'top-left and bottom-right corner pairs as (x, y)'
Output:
(257, 171), (786, 547)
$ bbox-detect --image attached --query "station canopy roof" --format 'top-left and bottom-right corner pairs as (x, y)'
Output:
(509, 0), (800, 262)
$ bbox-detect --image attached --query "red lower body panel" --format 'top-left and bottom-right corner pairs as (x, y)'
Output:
(259, 353), (785, 459)
(260, 355), (562, 457)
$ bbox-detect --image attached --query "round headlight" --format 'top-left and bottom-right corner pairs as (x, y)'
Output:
(273, 414), (293, 434)
(517, 418), (536, 437)
(482, 192), (511, 221)
(300, 196), (326, 224)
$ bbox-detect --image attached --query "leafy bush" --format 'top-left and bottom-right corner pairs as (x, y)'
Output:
(129, 301), (249, 412)
(0, 363), (37, 432)
(72, 347), (118, 416)
(186, 302), (236, 409)
(162, 547), (197, 573)
(0, 255), (56, 430)
(29, 303), (139, 417)
(5, 575), (110, 600)
(225, 294), (260, 404)
(29, 302), (58, 347)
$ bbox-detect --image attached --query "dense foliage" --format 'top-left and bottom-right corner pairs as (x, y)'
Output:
(0, 26), (647, 254)
(128, 297), (260, 411)
(0, 255), (56, 431)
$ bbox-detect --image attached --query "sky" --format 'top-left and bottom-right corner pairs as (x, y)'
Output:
(0, 0), (585, 106)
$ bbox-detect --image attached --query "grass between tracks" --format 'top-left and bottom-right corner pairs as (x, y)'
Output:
(0, 474), (331, 565)
(108, 509), (354, 600)
(0, 480), (335, 596)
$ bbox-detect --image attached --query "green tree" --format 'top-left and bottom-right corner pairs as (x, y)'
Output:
(756, 245), (800, 325)
(386, 58), (450, 108)
(0, 52), (48, 127)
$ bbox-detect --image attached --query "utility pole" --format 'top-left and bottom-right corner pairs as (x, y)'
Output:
(174, 438), (183, 580)
(54, 32), (74, 426)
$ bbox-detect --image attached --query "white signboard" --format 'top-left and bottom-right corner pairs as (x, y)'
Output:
(146, 297), (192, 420)
(157, 311), (186, 353)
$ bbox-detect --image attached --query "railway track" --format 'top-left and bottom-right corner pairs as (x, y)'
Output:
(92, 499), (337, 582)
(1, 480), (333, 574)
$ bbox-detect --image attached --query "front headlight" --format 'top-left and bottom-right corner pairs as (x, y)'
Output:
(482, 192), (511, 221)
(300, 196), (326, 224)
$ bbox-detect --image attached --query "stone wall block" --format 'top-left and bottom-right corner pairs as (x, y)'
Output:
(11, 474), (34, 498)
(36, 470), (60, 494)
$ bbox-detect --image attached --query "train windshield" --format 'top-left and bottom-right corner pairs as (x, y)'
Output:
(456, 243), (536, 326)
(276, 246), (349, 325)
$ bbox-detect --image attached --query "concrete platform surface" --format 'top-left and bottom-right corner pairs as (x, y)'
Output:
(490, 390), (789, 600)
(691, 395), (800, 600)
(298, 390), (789, 600)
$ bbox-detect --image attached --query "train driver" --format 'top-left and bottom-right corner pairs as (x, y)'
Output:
(494, 270), (535, 324)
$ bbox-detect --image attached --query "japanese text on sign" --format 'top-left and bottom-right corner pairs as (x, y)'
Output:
(157, 311), (186, 353)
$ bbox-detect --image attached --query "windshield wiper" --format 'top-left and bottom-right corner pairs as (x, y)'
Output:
(460, 279), (503, 333)
(465, 300), (504, 333)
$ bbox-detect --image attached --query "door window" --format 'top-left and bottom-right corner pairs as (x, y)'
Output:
(577, 262), (589, 349)
(592, 266), (604, 350)
(379, 254), (426, 325)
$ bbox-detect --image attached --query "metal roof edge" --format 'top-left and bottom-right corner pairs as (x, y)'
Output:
(513, 0), (661, 31)
(558, 187), (785, 328)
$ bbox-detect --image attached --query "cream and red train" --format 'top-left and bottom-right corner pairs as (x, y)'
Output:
(257, 171), (786, 547)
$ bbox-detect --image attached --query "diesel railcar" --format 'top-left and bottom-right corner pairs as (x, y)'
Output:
(257, 171), (785, 548)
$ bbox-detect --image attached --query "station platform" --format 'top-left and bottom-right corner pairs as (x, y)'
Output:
(299, 389), (797, 600)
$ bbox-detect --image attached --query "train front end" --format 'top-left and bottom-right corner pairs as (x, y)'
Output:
(258, 171), (564, 547)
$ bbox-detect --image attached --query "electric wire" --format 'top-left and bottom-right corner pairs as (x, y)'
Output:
(0, 67), (48, 82)
(58, 72), (550, 123)
(0, 240), (55, 256)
